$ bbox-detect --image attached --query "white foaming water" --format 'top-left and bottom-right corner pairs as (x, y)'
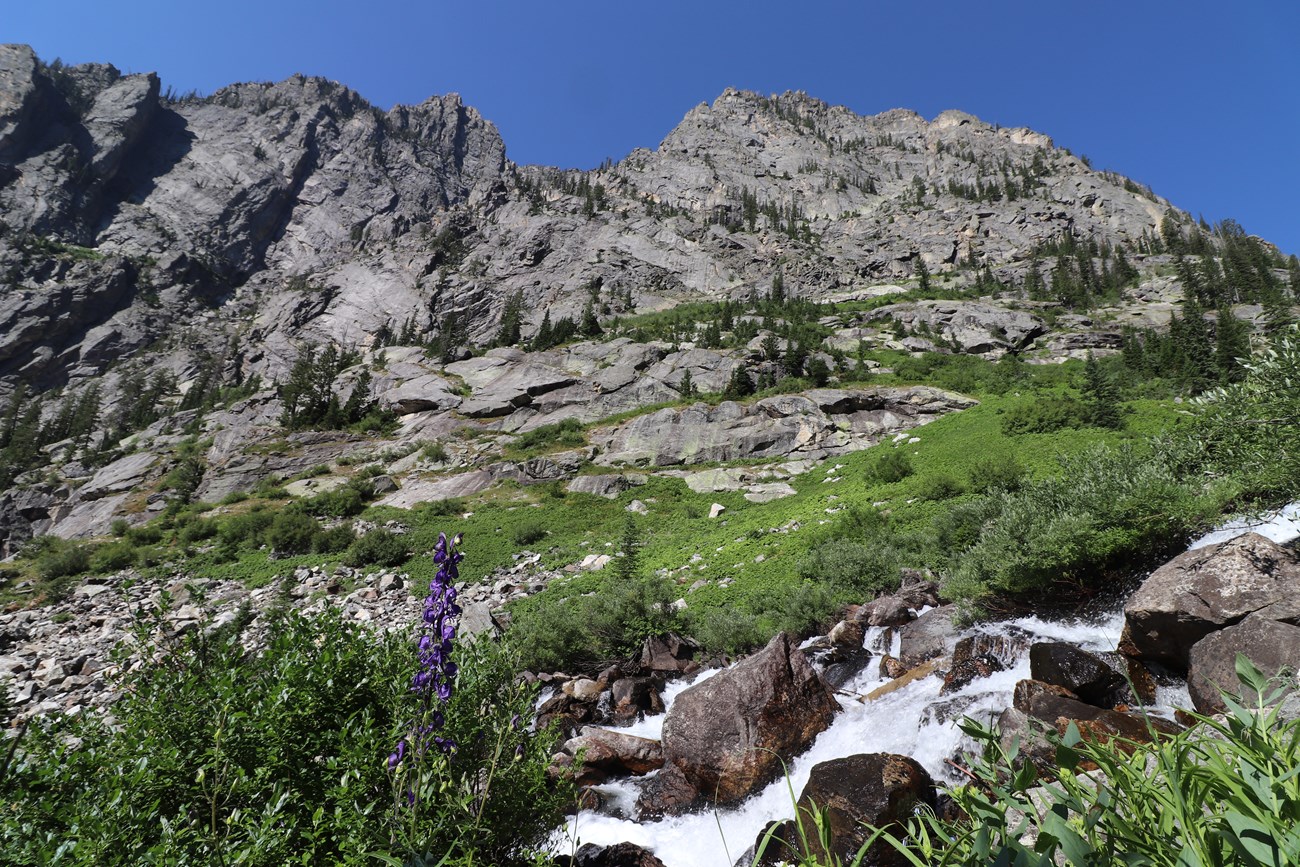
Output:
(1189, 501), (1300, 550)
(619, 669), (721, 740)
(557, 611), (1139, 867)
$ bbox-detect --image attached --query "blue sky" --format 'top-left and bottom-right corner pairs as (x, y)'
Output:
(11, 0), (1298, 252)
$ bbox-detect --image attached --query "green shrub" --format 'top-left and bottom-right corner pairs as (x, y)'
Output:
(0, 604), (568, 865)
(344, 529), (410, 569)
(218, 490), (249, 505)
(312, 524), (356, 554)
(915, 473), (965, 501)
(265, 509), (320, 556)
(875, 658), (1300, 867)
(999, 395), (1086, 435)
(866, 449), (913, 484)
(31, 539), (90, 583)
(422, 497), (466, 517)
(90, 541), (137, 573)
(126, 524), (162, 546)
(798, 538), (903, 596)
(301, 484), (366, 518)
(176, 517), (218, 544)
(508, 418), (585, 454)
(944, 444), (1230, 604)
(512, 522), (546, 546)
(421, 441), (449, 463)
(110, 518), (130, 537)
(966, 452), (1026, 494)
(218, 509), (275, 547)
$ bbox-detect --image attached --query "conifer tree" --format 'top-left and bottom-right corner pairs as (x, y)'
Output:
(678, 369), (695, 397)
(724, 364), (755, 398)
(1082, 352), (1121, 429)
(1214, 306), (1251, 383)
(495, 291), (524, 347)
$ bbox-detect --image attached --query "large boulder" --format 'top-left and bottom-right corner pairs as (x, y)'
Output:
(1029, 642), (1129, 708)
(1122, 533), (1300, 672)
(897, 605), (960, 667)
(1186, 613), (1300, 714)
(793, 754), (936, 867)
(660, 632), (839, 805)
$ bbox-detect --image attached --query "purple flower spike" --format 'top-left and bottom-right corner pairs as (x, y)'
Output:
(391, 529), (464, 780)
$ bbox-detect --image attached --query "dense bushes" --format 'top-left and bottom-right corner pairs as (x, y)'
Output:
(942, 444), (1232, 606)
(866, 448), (913, 483)
(344, 529), (410, 568)
(1, 600), (569, 865)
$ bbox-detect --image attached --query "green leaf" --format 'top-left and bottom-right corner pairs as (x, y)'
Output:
(1223, 811), (1282, 867)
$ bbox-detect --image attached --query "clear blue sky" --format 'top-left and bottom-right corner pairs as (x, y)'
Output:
(12, 0), (1298, 253)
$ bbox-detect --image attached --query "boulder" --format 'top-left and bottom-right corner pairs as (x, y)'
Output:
(1029, 642), (1129, 708)
(855, 595), (914, 627)
(1012, 679), (1180, 751)
(1186, 614), (1300, 714)
(1122, 533), (1300, 672)
(567, 474), (632, 499)
(791, 754), (936, 867)
(562, 842), (667, 867)
(560, 727), (664, 785)
(634, 763), (701, 820)
(639, 633), (698, 674)
(611, 676), (664, 722)
(661, 632), (838, 805)
(897, 605), (960, 667)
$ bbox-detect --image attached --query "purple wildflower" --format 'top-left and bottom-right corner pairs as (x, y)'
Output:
(389, 531), (463, 772)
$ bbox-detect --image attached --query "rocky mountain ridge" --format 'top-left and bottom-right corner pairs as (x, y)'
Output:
(1, 43), (1294, 551)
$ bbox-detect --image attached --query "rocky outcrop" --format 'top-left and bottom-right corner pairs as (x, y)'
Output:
(593, 387), (974, 467)
(660, 632), (838, 805)
(1121, 533), (1300, 672)
(559, 842), (667, 867)
(867, 300), (1047, 356)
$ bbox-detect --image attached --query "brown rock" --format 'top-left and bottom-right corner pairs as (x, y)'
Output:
(1029, 642), (1129, 707)
(661, 632), (839, 805)
(793, 754), (936, 867)
(561, 726), (665, 786)
(634, 763), (701, 820)
(1187, 614), (1300, 714)
(640, 633), (698, 673)
(1122, 533), (1300, 672)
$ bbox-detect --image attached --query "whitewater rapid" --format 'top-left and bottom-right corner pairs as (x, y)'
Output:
(553, 611), (1188, 867)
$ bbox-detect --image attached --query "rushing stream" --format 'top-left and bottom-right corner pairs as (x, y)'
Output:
(550, 508), (1300, 867)
(553, 611), (1188, 867)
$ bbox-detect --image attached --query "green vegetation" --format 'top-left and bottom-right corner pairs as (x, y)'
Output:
(1, 601), (569, 865)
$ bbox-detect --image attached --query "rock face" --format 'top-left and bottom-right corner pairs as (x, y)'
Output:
(1122, 533), (1300, 672)
(593, 387), (974, 467)
(0, 43), (1237, 550)
(660, 632), (838, 805)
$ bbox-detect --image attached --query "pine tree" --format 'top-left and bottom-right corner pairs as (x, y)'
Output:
(532, 310), (553, 350)
(1214, 306), (1251, 383)
(495, 291), (524, 347)
(1176, 295), (1215, 393)
(678, 369), (695, 397)
(723, 364), (755, 398)
(916, 258), (931, 293)
(614, 514), (641, 583)
(580, 300), (602, 338)
(1081, 352), (1122, 429)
